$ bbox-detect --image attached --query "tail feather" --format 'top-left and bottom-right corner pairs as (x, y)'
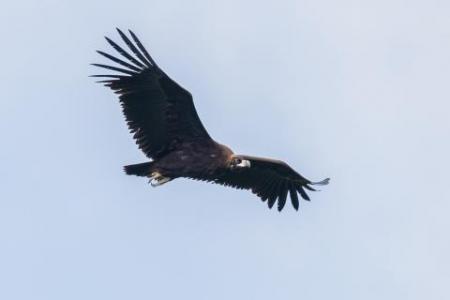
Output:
(123, 162), (154, 177)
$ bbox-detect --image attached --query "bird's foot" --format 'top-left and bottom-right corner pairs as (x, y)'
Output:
(149, 172), (171, 187)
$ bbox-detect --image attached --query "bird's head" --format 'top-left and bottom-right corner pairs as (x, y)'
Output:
(229, 155), (251, 170)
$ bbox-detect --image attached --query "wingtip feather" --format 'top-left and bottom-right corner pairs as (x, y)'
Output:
(311, 178), (330, 186)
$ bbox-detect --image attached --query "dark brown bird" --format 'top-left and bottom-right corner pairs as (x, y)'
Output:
(92, 28), (329, 211)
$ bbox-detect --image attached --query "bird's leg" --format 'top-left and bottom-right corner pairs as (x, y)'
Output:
(149, 172), (171, 187)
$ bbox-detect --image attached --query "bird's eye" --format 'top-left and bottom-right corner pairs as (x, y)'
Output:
(235, 158), (242, 164)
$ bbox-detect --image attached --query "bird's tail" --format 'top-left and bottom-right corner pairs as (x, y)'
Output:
(123, 162), (155, 177)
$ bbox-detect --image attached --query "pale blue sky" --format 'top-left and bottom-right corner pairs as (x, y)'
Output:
(1, 1), (449, 299)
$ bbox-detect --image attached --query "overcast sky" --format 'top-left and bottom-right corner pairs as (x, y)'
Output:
(1, 1), (449, 299)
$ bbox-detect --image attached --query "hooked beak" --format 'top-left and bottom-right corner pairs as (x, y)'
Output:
(236, 159), (251, 168)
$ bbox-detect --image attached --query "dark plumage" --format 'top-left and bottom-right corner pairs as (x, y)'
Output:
(92, 28), (329, 211)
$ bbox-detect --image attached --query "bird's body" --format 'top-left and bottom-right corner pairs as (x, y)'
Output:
(145, 140), (233, 181)
(93, 29), (329, 211)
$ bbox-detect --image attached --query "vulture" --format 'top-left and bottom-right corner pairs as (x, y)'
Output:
(92, 28), (329, 211)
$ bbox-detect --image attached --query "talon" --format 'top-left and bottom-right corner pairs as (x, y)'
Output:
(149, 172), (171, 187)
(151, 177), (171, 187)
(151, 172), (161, 179)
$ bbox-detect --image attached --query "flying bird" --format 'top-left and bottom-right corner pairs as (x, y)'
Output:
(92, 29), (329, 211)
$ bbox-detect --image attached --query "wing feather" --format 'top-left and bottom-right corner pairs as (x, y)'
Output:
(297, 185), (310, 201)
(258, 176), (277, 202)
(91, 63), (137, 75)
(96, 50), (143, 72)
(267, 181), (280, 209)
(289, 184), (300, 211)
(116, 28), (152, 67)
(93, 29), (211, 159)
(129, 29), (158, 66)
(104, 36), (146, 68)
(277, 182), (288, 211)
(208, 156), (329, 211)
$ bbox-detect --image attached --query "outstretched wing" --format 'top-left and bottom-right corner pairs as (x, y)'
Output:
(92, 28), (211, 159)
(213, 156), (329, 211)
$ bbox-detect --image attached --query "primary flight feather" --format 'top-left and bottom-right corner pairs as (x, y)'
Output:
(92, 28), (329, 211)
